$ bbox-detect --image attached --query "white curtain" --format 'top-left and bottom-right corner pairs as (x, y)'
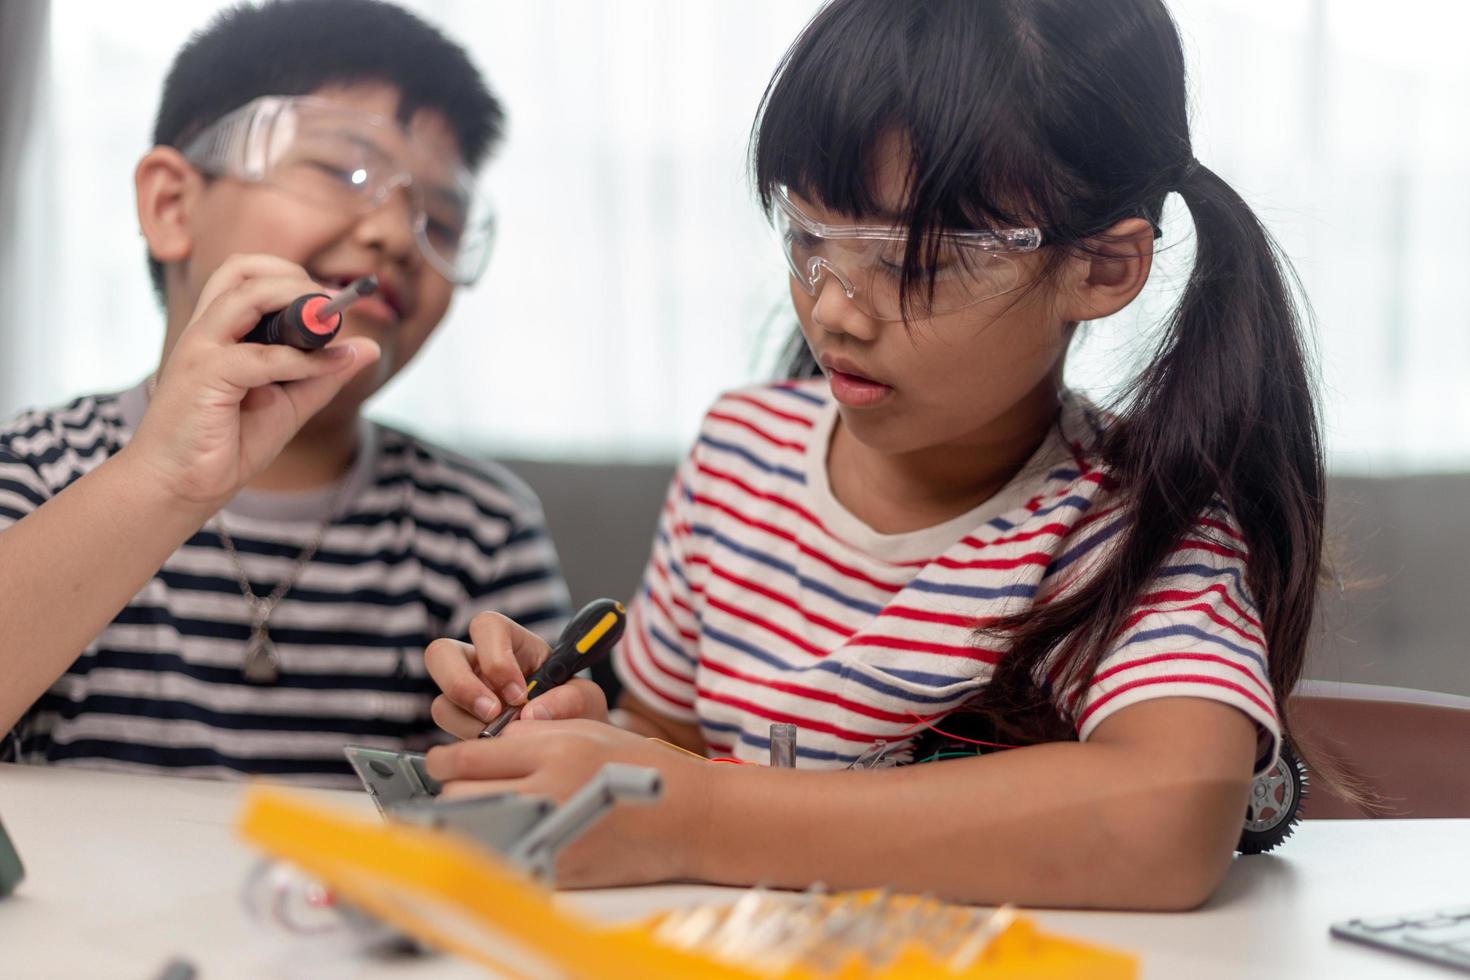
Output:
(6, 0), (1468, 470)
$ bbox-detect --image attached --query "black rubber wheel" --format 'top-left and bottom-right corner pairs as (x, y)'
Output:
(1237, 739), (1308, 854)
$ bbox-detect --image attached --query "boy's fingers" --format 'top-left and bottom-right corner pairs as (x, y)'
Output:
(274, 338), (381, 420)
(191, 255), (314, 324)
(186, 274), (325, 346)
(210, 337), (366, 392)
(430, 694), (493, 741)
(519, 680), (608, 723)
(466, 612), (552, 707)
(424, 638), (501, 723)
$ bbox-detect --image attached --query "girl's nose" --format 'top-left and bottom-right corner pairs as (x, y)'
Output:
(810, 262), (880, 341)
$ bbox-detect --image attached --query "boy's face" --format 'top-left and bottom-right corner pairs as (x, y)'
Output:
(162, 82), (468, 418)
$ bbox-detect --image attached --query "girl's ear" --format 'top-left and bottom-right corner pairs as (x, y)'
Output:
(135, 146), (202, 265)
(1054, 217), (1156, 323)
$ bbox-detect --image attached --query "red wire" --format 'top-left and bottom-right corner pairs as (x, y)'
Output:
(902, 713), (1018, 750)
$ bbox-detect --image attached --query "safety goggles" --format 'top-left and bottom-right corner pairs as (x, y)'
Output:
(773, 187), (1043, 321)
(181, 96), (496, 285)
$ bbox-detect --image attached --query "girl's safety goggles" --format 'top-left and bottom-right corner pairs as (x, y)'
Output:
(181, 95), (496, 286)
(773, 186), (1043, 321)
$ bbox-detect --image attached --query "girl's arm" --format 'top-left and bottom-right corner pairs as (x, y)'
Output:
(690, 696), (1255, 910)
(427, 695), (1257, 910)
(609, 691), (707, 754)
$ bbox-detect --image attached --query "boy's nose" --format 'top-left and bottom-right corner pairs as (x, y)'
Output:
(353, 185), (418, 270)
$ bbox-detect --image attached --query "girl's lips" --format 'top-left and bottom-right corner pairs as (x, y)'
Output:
(827, 368), (893, 407)
(819, 354), (893, 407)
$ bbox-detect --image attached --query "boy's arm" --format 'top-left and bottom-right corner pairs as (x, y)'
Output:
(0, 450), (219, 731)
(0, 254), (380, 734)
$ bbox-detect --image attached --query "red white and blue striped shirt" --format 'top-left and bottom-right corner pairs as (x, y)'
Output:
(613, 381), (1279, 773)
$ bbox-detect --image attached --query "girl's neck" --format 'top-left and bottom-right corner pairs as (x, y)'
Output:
(826, 380), (1062, 536)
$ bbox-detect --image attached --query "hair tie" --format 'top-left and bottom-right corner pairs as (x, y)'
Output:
(1176, 156), (1203, 187)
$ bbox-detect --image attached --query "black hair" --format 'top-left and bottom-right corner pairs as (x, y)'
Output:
(753, 0), (1325, 752)
(147, 0), (504, 297)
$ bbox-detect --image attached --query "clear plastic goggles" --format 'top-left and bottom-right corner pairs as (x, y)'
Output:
(773, 187), (1043, 321)
(181, 96), (495, 285)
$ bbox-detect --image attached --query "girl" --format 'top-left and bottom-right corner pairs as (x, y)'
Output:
(421, 0), (1323, 910)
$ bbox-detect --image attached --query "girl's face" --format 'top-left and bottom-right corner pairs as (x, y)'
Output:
(790, 139), (1073, 458)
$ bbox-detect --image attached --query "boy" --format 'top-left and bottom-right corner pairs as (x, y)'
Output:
(0, 0), (570, 786)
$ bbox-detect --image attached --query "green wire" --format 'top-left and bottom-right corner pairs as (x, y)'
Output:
(918, 751), (978, 764)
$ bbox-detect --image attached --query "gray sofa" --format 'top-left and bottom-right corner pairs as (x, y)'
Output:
(506, 458), (1469, 699)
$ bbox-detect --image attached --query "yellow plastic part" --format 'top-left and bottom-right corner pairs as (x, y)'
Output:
(239, 787), (750, 979)
(237, 787), (1137, 979)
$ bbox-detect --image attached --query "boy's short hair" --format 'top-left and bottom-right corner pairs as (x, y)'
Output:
(148, 0), (504, 297)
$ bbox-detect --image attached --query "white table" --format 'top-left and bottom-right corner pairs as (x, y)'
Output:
(1, 763), (1466, 978)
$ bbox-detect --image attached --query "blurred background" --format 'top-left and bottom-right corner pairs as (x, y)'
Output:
(1, 0), (1466, 695)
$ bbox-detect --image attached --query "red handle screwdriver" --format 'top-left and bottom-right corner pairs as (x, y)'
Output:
(242, 275), (377, 349)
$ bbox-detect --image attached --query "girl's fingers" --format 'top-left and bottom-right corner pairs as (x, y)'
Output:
(425, 638), (502, 724)
(430, 694), (493, 741)
(519, 679), (608, 723)
(426, 737), (541, 783)
(438, 778), (528, 801)
(466, 613), (553, 708)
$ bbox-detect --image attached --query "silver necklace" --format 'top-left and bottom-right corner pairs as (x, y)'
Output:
(145, 374), (350, 683)
(214, 493), (346, 683)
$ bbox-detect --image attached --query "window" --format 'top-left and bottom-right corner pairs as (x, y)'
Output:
(8, 0), (1467, 470)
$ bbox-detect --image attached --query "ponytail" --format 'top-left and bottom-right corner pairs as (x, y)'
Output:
(977, 160), (1325, 744)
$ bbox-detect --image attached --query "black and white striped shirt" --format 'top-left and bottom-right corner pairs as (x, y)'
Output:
(0, 384), (571, 787)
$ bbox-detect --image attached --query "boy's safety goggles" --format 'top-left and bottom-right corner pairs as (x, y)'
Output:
(773, 186), (1043, 321)
(181, 96), (495, 286)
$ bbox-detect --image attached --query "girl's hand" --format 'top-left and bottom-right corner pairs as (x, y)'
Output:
(126, 254), (381, 508)
(425, 612), (609, 738)
(425, 719), (713, 887)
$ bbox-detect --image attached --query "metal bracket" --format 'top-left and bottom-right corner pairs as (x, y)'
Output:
(344, 746), (663, 884)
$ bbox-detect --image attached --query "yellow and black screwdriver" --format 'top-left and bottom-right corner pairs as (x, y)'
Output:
(478, 598), (627, 738)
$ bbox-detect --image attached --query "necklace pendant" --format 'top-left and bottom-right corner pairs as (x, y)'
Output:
(243, 627), (281, 684)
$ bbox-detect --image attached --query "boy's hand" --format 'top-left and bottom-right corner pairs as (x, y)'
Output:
(127, 254), (381, 507)
(426, 612), (610, 739)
